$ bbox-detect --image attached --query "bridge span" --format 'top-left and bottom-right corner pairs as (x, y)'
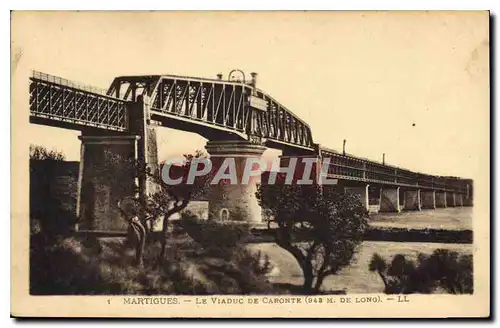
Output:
(28, 70), (473, 230)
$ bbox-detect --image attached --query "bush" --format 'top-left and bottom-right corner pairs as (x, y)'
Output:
(30, 236), (113, 295)
(175, 212), (277, 293)
(230, 248), (275, 293)
(30, 236), (198, 295)
(30, 222), (278, 295)
(369, 249), (473, 294)
(179, 211), (251, 258)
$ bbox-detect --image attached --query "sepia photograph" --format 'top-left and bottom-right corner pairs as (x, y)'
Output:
(10, 11), (490, 318)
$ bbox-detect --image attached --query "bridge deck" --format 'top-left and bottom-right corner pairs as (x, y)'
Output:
(29, 71), (128, 132)
(28, 71), (471, 194)
(320, 148), (468, 194)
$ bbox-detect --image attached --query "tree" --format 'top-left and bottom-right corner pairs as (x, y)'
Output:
(29, 145), (68, 237)
(145, 150), (212, 265)
(256, 183), (369, 293)
(101, 150), (211, 267)
(369, 249), (473, 294)
(30, 144), (66, 161)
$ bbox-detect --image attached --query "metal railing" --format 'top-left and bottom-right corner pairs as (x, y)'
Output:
(29, 72), (128, 131)
(323, 151), (469, 193)
(32, 71), (109, 96)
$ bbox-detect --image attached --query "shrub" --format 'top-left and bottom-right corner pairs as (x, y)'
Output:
(179, 211), (251, 258)
(30, 230), (278, 295)
(30, 236), (183, 295)
(30, 237), (110, 295)
(178, 212), (278, 294)
(369, 249), (473, 294)
(230, 248), (275, 293)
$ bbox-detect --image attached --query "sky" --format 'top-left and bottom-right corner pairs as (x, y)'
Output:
(12, 11), (489, 178)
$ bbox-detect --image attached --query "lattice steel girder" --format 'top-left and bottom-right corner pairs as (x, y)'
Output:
(106, 74), (315, 150)
(256, 91), (314, 149)
(29, 76), (128, 132)
(150, 77), (251, 133)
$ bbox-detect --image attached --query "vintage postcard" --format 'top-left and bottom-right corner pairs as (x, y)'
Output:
(11, 11), (490, 318)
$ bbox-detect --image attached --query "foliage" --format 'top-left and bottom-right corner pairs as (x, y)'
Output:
(97, 149), (211, 266)
(29, 145), (73, 238)
(180, 211), (251, 258)
(30, 144), (66, 161)
(29, 235), (203, 295)
(369, 249), (473, 294)
(30, 229), (277, 295)
(256, 184), (369, 293)
(200, 247), (276, 294)
(146, 150), (212, 264)
(178, 212), (276, 294)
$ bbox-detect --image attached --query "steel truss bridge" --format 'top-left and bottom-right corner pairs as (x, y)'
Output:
(29, 70), (470, 195)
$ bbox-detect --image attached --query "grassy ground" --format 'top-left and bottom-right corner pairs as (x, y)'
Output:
(247, 241), (472, 294)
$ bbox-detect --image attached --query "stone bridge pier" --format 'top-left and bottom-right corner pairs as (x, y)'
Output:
(76, 135), (141, 231)
(343, 184), (370, 212)
(76, 98), (159, 232)
(436, 191), (447, 208)
(446, 192), (456, 207)
(404, 189), (421, 211)
(421, 190), (436, 209)
(379, 187), (401, 213)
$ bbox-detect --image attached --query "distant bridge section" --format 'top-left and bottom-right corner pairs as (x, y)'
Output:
(319, 147), (468, 194)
